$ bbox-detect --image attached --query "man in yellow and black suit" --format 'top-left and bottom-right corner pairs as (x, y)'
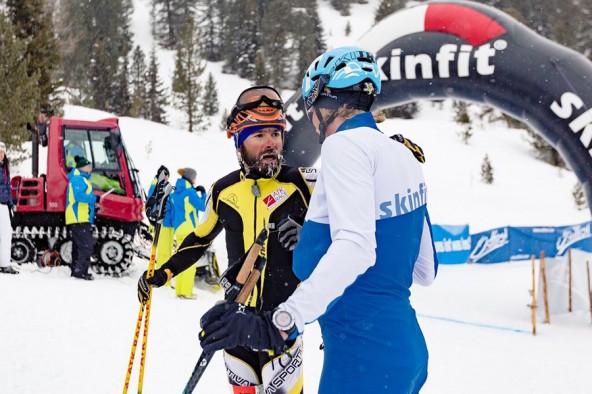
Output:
(137, 86), (315, 394)
(66, 156), (97, 281)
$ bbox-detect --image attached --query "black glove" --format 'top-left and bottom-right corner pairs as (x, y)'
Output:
(195, 185), (206, 194)
(390, 134), (425, 163)
(277, 215), (304, 251)
(137, 268), (172, 304)
(199, 302), (286, 354)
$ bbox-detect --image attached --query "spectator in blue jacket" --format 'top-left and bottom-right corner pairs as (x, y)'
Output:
(170, 167), (206, 298)
(66, 156), (97, 280)
(0, 142), (18, 274)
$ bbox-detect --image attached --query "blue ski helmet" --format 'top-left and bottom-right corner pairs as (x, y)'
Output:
(302, 46), (382, 114)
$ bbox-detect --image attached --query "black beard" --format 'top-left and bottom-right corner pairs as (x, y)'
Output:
(239, 147), (282, 178)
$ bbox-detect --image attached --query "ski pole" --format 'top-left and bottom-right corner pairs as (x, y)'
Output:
(123, 237), (159, 394)
(182, 229), (269, 394)
(123, 303), (146, 393)
(123, 183), (173, 394)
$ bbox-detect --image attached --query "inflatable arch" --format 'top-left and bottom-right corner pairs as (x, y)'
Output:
(283, 0), (592, 214)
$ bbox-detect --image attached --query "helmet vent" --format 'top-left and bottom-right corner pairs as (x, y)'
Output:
(324, 56), (334, 68)
(335, 63), (346, 71)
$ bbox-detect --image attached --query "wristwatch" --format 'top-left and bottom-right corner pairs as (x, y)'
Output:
(272, 308), (296, 337)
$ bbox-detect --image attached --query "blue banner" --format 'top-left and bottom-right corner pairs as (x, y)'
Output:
(468, 227), (510, 264)
(507, 227), (557, 261)
(554, 221), (592, 256)
(432, 224), (471, 264)
(466, 221), (592, 263)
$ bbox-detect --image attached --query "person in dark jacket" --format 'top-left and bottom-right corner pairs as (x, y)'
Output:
(138, 86), (315, 393)
(0, 142), (18, 274)
(66, 156), (97, 280)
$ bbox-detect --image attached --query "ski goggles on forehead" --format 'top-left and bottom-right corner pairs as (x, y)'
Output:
(230, 86), (284, 119)
(304, 74), (330, 119)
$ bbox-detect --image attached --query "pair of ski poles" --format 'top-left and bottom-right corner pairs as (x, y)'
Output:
(122, 189), (268, 393)
(182, 228), (268, 393)
(122, 181), (173, 394)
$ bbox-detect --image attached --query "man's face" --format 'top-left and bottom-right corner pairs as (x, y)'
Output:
(80, 164), (92, 174)
(239, 128), (283, 176)
(0, 150), (5, 161)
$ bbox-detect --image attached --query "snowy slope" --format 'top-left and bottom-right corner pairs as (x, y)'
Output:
(2, 1), (592, 393)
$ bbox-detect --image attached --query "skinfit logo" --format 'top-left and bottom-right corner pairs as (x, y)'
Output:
(550, 91), (592, 158)
(377, 40), (507, 81)
(379, 182), (427, 218)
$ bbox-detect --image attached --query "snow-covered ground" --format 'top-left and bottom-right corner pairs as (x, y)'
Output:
(2, 0), (592, 393)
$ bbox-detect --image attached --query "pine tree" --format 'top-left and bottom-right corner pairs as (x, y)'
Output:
(172, 18), (206, 132)
(331, 0), (352, 16)
(261, 0), (289, 88)
(382, 103), (418, 119)
(130, 46), (148, 118)
(145, 48), (168, 123)
(59, 0), (133, 111)
(220, 0), (259, 79)
(572, 182), (587, 211)
(481, 154), (494, 184)
(345, 20), (351, 36)
(0, 14), (40, 158)
(90, 38), (113, 111)
(7, 0), (62, 115)
(153, 0), (197, 49)
(293, 0), (326, 89)
(454, 101), (473, 144)
(374, 0), (405, 24)
(220, 109), (229, 132)
(525, 128), (565, 168)
(199, 0), (225, 61)
(111, 56), (132, 116)
(202, 73), (219, 116)
(153, 0), (178, 49)
(54, 0), (92, 104)
(253, 50), (268, 85)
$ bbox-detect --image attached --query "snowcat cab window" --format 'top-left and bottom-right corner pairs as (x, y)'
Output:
(89, 130), (120, 171)
(63, 128), (126, 196)
(63, 129), (91, 170)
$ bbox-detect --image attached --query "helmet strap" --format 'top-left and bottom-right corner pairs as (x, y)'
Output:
(314, 106), (338, 144)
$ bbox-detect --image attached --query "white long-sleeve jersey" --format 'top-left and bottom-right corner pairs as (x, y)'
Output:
(280, 113), (438, 334)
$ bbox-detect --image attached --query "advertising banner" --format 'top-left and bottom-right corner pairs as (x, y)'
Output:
(468, 227), (510, 263)
(432, 224), (471, 264)
(467, 221), (592, 263)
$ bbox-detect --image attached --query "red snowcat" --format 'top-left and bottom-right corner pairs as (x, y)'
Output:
(10, 115), (149, 276)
